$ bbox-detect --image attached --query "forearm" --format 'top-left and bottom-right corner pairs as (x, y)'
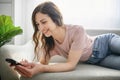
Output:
(42, 62), (76, 72)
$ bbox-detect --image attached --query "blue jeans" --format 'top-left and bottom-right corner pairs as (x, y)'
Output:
(85, 33), (120, 70)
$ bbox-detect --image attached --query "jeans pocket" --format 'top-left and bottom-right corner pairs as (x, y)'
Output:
(86, 51), (103, 64)
(93, 50), (106, 59)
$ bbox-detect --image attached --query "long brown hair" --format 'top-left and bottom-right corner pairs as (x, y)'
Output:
(32, 1), (63, 61)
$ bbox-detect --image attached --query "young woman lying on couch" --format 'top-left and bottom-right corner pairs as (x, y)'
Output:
(11, 1), (120, 78)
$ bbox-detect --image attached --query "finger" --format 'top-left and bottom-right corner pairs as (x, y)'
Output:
(20, 60), (29, 66)
(15, 69), (29, 77)
(24, 59), (28, 63)
(14, 68), (27, 77)
(21, 59), (28, 62)
(20, 66), (34, 77)
(20, 59), (26, 63)
(15, 65), (32, 77)
(9, 64), (16, 67)
(20, 59), (23, 63)
(30, 62), (35, 68)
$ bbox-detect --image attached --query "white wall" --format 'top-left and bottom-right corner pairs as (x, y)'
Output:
(14, 0), (120, 45)
(14, 0), (44, 45)
(0, 0), (14, 44)
(0, 0), (14, 19)
(14, 0), (31, 45)
(51, 0), (120, 29)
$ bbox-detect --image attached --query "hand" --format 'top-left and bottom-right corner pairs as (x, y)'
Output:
(20, 59), (33, 69)
(14, 62), (44, 78)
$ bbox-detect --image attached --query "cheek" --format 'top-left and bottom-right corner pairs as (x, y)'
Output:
(49, 24), (57, 31)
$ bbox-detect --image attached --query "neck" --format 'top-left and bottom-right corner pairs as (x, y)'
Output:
(52, 25), (66, 44)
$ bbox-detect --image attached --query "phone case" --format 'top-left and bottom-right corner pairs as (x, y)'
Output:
(5, 58), (22, 65)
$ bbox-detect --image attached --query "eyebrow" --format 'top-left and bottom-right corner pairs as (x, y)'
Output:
(40, 18), (46, 22)
(35, 18), (46, 24)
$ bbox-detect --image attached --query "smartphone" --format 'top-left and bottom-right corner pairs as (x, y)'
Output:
(5, 58), (23, 66)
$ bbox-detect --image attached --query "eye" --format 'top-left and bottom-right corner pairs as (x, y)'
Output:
(42, 21), (47, 24)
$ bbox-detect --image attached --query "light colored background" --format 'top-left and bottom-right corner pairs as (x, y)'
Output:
(0, 0), (120, 45)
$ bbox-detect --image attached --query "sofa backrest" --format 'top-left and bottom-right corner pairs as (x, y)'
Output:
(86, 29), (120, 36)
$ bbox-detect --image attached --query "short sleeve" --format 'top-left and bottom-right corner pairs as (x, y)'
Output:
(70, 26), (87, 51)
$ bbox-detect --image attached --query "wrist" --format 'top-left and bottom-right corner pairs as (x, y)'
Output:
(42, 65), (50, 72)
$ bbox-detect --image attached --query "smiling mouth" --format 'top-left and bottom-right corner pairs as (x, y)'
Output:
(44, 29), (49, 34)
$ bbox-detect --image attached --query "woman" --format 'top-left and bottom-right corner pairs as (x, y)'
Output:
(14, 1), (120, 78)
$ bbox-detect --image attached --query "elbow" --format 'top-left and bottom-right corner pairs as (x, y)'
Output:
(68, 64), (76, 71)
(71, 66), (76, 71)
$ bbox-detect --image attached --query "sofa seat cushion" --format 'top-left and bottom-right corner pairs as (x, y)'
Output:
(20, 63), (120, 80)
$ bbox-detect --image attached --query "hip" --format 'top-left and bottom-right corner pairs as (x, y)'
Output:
(85, 33), (117, 64)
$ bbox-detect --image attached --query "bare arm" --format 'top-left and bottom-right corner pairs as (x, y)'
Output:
(41, 50), (83, 72)
(14, 50), (83, 78)
(39, 53), (50, 65)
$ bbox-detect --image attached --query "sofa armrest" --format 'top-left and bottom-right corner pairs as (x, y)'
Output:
(0, 45), (20, 80)
(0, 40), (35, 80)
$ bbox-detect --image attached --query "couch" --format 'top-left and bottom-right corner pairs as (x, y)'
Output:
(0, 29), (120, 80)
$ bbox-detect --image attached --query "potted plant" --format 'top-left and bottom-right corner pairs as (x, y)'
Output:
(0, 15), (23, 47)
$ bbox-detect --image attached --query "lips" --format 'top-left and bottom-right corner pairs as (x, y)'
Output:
(43, 29), (49, 34)
(43, 29), (51, 37)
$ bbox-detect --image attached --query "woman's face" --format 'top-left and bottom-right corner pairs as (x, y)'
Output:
(35, 12), (57, 37)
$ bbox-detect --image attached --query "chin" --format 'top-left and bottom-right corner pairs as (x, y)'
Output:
(45, 34), (51, 37)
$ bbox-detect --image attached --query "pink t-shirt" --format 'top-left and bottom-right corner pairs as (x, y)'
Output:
(50, 24), (95, 62)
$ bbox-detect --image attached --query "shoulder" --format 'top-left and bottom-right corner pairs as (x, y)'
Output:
(65, 24), (85, 34)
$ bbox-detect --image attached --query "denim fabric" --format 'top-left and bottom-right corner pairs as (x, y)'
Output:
(98, 34), (120, 70)
(85, 33), (120, 66)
